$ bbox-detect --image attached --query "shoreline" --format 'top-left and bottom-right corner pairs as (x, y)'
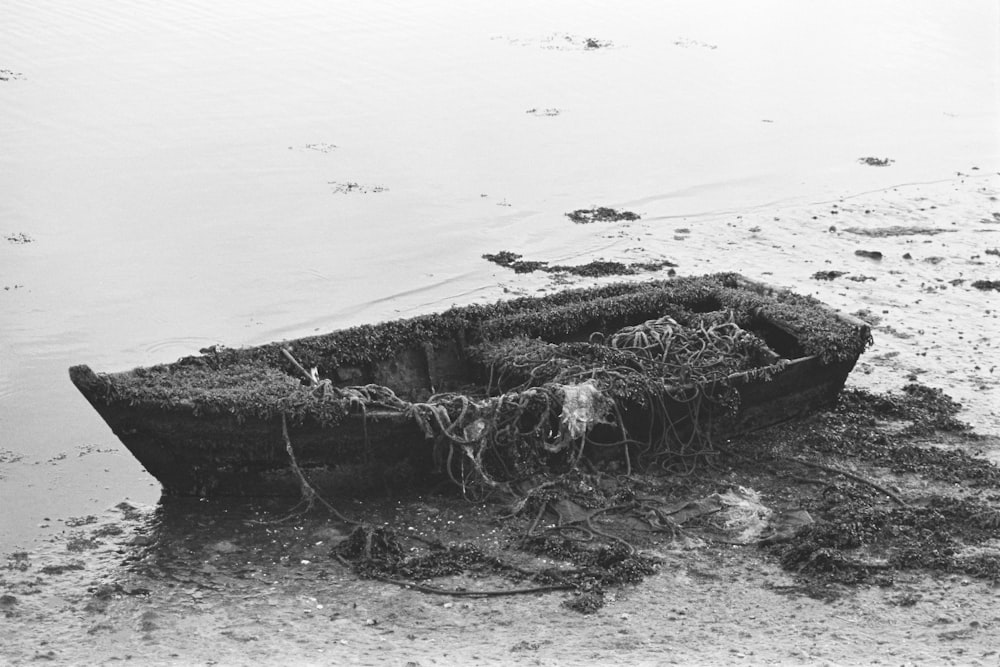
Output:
(490, 171), (1000, 438)
(3, 381), (1000, 665)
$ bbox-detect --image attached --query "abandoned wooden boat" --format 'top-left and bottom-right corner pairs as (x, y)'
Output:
(69, 273), (871, 497)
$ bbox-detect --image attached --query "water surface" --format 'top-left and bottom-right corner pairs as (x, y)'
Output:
(2, 0), (998, 550)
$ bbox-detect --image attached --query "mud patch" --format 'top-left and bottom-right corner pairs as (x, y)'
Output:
(971, 279), (1000, 291)
(0, 69), (25, 81)
(4, 232), (33, 244)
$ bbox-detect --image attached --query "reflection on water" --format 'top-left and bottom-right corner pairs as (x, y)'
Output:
(0, 490), (549, 663)
(1, 0), (998, 549)
(125, 497), (353, 585)
(0, 495), (349, 661)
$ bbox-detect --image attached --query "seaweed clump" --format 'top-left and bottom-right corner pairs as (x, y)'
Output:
(971, 280), (1000, 292)
(812, 270), (847, 281)
(840, 383), (971, 435)
(333, 522), (659, 614)
(565, 207), (640, 224)
(4, 232), (33, 244)
(858, 157), (894, 167)
(775, 496), (1000, 590)
(329, 468), (667, 613)
(481, 250), (548, 274)
(735, 384), (994, 488)
(482, 250), (676, 277)
(813, 386), (996, 485)
(720, 381), (1000, 597)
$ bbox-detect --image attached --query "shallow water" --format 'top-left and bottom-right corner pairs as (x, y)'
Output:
(2, 0), (998, 559)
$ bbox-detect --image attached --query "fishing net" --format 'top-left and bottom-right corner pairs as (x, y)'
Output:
(323, 309), (787, 497)
(279, 310), (804, 611)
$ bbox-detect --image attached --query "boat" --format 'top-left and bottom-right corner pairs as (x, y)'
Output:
(69, 273), (872, 497)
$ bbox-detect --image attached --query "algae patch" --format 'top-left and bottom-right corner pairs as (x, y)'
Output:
(483, 250), (676, 277)
(565, 207), (640, 224)
(858, 157), (894, 167)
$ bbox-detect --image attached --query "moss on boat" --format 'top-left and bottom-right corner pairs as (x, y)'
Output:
(69, 273), (872, 496)
(72, 273), (872, 429)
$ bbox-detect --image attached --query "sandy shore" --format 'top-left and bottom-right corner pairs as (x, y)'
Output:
(496, 171), (1000, 438)
(3, 172), (999, 666)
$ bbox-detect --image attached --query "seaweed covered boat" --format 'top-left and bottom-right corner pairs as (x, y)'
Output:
(69, 273), (871, 497)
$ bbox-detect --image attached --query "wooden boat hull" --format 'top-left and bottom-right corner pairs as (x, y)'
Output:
(63, 384), (431, 497)
(69, 274), (871, 497)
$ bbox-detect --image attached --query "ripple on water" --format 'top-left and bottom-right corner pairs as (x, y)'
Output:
(140, 337), (221, 361)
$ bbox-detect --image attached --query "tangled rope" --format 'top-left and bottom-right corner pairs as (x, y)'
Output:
(468, 310), (786, 477)
(280, 311), (786, 502)
(273, 333), (786, 612)
(607, 312), (775, 387)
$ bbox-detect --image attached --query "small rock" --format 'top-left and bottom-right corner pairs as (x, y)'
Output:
(313, 526), (346, 541)
(208, 540), (241, 554)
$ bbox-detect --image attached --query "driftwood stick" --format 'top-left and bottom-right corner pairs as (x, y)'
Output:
(281, 347), (317, 385)
(515, 500), (550, 548)
(784, 456), (909, 507)
(371, 576), (574, 598)
(281, 414), (359, 525)
(333, 553), (573, 598)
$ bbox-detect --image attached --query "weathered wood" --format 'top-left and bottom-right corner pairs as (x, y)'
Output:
(69, 274), (871, 497)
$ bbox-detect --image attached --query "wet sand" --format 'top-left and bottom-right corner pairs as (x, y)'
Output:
(505, 172), (1000, 439)
(4, 172), (1000, 664)
(4, 389), (1000, 666)
(2, 1), (999, 663)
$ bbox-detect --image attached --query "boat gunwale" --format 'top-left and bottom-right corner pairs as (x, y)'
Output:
(68, 274), (873, 423)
